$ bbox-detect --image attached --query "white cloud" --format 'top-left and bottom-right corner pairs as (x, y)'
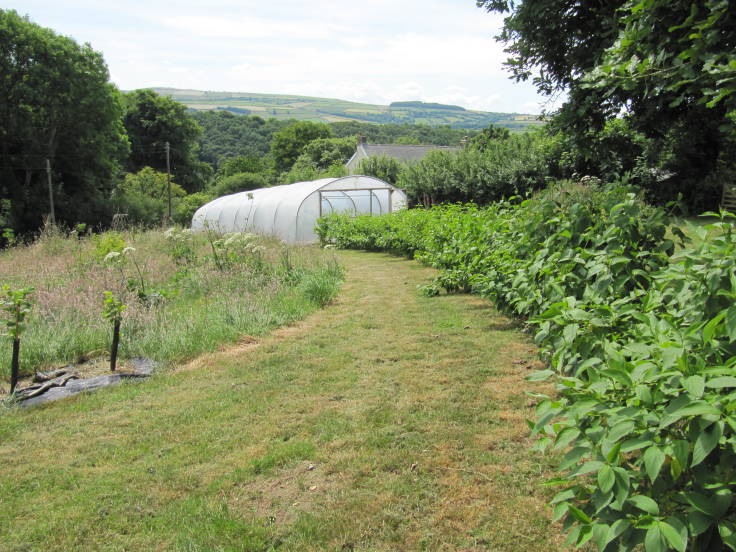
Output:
(20, 0), (553, 114)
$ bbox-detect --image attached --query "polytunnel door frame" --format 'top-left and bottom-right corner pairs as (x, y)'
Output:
(318, 188), (394, 217)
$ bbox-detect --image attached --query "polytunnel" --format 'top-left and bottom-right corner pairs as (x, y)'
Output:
(191, 175), (407, 244)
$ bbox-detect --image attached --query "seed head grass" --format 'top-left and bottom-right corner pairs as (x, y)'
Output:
(0, 226), (342, 387)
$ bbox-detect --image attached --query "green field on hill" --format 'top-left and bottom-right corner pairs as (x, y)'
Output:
(153, 88), (543, 130)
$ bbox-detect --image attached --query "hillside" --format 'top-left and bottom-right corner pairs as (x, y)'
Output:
(152, 88), (543, 131)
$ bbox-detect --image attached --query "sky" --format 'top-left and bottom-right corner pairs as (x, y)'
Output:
(12, 0), (560, 114)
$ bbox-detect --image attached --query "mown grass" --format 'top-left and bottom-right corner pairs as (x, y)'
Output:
(0, 251), (566, 551)
(0, 226), (342, 387)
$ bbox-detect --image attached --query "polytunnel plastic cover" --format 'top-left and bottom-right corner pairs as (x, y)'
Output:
(191, 175), (407, 244)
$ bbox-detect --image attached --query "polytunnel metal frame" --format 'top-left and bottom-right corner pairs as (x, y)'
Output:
(317, 187), (394, 217)
(191, 175), (406, 244)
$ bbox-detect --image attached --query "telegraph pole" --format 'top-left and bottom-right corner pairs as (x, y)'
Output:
(165, 141), (172, 221)
(45, 158), (56, 225)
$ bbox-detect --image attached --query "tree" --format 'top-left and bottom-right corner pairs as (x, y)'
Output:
(296, 137), (356, 171)
(118, 167), (186, 200)
(219, 154), (267, 177)
(0, 10), (129, 233)
(123, 89), (210, 193)
(270, 121), (332, 173)
(469, 124), (510, 152)
(210, 172), (267, 197)
(356, 155), (405, 186)
(477, 0), (736, 210)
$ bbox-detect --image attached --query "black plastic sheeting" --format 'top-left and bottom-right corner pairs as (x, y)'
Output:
(19, 357), (155, 407)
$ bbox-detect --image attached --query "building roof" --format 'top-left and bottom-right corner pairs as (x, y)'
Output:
(360, 143), (461, 163)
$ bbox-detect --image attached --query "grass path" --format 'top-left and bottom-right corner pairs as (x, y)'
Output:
(0, 251), (565, 551)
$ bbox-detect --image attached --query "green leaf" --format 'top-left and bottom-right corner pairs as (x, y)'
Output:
(629, 495), (660, 515)
(560, 447), (590, 471)
(706, 376), (736, 389)
(726, 306), (736, 342)
(621, 433), (655, 452)
(567, 504), (592, 524)
(683, 375), (705, 398)
(719, 520), (736, 550)
(592, 522), (610, 550)
(645, 524), (668, 552)
(553, 427), (581, 450)
(685, 492), (720, 517)
(643, 446), (665, 483)
(688, 510), (714, 536)
(598, 465), (615, 493)
(607, 519), (632, 546)
(606, 441), (622, 464)
(551, 488), (576, 504)
(703, 312), (726, 343)
(607, 420), (636, 443)
(660, 401), (721, 428)
(692, 422), (723, 467)
(574, 460), (605, 477)
(662, 517), (688, 552)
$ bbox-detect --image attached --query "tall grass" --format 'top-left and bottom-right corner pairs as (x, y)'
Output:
(0, 226), (343, 382)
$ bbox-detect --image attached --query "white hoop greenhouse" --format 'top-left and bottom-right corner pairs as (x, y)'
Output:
(191, 175), (407, 244)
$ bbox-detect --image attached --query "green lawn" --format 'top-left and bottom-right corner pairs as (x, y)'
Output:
(0, 251), (565, 551)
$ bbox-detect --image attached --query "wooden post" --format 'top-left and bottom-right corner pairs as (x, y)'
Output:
(110, 319), (120, 372)
(9, 337), (19, 394)
(46, 159), (55, 225)
(165, 141), (172, 221)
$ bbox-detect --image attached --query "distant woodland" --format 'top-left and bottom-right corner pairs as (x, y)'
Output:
(2, 0), (734, 237)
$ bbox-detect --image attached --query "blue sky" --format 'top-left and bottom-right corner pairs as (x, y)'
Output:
(13, 0), (560, 114)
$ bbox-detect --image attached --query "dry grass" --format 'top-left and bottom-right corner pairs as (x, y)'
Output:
(0, 226), (340, 386)
(0, 250), (567, 551)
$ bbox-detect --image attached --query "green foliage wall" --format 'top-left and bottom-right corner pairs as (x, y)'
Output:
(270, 121), (333, 173)
(0, 9), (129, 233)
(319, 186), (736, 551)
(123, 89), (208, 193)
(397, 131), (556, 206)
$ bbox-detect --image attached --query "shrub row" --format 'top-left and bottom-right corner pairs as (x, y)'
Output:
(317, 184), (736, 551)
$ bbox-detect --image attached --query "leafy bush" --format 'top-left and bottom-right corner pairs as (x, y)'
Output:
(92, 231), (126, 262)
(210, 172), (267, 197)
(174, 192), (213, 226)
(397, 131), (556, 206)
(319, 186), (736, 551)
(356, 155), (405, 186)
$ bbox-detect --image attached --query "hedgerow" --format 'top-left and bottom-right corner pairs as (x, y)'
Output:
(317, 183), (736, 551)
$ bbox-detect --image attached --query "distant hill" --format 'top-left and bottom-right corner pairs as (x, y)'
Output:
(152, 88), (543, 131)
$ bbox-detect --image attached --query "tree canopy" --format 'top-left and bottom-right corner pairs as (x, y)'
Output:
(123, 89), (209, 193)
(478, 0), (736, 210)
(0, 9), (129, 232)
(270, 121), (333, 173)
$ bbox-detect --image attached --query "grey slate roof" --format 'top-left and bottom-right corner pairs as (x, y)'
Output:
(361, 143), (461, 163)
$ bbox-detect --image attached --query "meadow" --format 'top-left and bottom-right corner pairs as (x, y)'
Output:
(0, 225), (342, 392)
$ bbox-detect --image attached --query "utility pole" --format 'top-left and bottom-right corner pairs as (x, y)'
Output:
(165, 141), (172, 221)
(45, 158), (56, 225)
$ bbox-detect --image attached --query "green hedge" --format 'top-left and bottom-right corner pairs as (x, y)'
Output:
(318, 184), (736, 551)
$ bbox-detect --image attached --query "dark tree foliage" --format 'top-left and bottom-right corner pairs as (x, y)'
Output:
(469, 124), (511, 151)
(330, 121), (474, 146)
(297, 137), (356, 171)
(190, 110), (289, 169)
(0, 10), (129, 233)
(478, 0), (736, 210)
(270, 121), (333, 173)
(123, 89), (209, 193)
